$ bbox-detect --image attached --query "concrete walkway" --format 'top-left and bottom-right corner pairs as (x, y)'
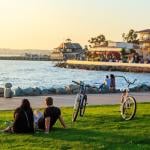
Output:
(67, 60), (150, 68)
(0, 92), (150, 110)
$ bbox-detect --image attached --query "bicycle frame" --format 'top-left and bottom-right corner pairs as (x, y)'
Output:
(73, 81), (87, 110)
(115, 76), (136, 100)
(115, 76), (137, 120)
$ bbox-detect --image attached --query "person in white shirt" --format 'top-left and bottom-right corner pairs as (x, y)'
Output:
(34, 110), (43, 129)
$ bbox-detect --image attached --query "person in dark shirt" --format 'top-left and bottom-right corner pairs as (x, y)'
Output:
(110, 74), (116, 92)
(4, 99), (34, 133)
(38, 97), (66, 133)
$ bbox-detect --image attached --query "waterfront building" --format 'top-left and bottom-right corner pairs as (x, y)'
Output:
(50, 41), (84, 60)
(137, 29), (150, 60)
(87, 41), (139, 62)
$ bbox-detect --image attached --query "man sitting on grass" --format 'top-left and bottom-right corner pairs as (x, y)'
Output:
(38, 97), (66, 133)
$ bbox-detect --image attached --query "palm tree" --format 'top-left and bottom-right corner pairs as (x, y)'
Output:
(97, 35), (105, 43)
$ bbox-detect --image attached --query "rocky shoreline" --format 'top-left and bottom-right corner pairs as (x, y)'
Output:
(1, 83), (150, 97)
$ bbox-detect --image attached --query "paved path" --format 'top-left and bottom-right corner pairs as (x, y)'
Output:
(0, 92), (150, 110)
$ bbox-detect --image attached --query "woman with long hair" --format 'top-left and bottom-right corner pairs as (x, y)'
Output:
(4, 99), (34, 133)
(110, 74), (116, 92)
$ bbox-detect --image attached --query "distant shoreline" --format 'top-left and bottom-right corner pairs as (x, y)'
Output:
(0, 56), (62, 61)
(0, 48), (51, 61)
(0, 56), (50, 61)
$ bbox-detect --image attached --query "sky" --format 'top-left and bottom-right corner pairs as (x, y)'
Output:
(0, 0), (149, 50)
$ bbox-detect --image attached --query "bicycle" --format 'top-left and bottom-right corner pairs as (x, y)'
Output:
(72, 81), (95, 122)
(116, 76), (137, 120)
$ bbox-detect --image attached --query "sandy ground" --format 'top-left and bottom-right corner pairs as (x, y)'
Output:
(0, 92), (150, 110)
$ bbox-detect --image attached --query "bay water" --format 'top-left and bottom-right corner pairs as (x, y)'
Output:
(0, 60), (150, 90)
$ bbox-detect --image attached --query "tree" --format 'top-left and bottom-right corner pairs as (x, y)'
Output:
(129, 49), (136, 54)
(121, 48), (128, 63)
(121, 48), (126, 56)
(84, 45), (88, 51)
(122, 29), (139, 44)
(88, 34), (107, 48)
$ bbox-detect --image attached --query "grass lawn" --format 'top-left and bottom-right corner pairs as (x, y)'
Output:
(0, 103), (150, 150)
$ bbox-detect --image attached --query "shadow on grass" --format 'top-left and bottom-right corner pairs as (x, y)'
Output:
(32, 127), (150, 147)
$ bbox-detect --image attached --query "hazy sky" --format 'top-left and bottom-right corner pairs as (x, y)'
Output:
(0, 0), (149, 49)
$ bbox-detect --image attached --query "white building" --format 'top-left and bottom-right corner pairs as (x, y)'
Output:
(50, 42), (84, 60)
(88, 41), (139, 61)
(109, 41), (138, 49)
(137, 29), (150, 59)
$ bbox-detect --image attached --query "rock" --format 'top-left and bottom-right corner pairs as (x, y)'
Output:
(132, 84), (150, 92)
(101, 86), (109, 93)
(0, 88), (4, 97)
(0, 88), (4, 93)
(41, 89), (49, 95)
(14, 87), (24, 96)
(65, 86), (72, 94)
(87, 87), (98, 94)
(130, 84), (150, 92)
(33, 87), (42, 96)
(72, 89), (79, 94)
(5, 83), (12, 88)
(39, 88), (56, 95)
(115, 89), (121, 93)
(67, 84), (79, 94)
(139, 84), (150, 91)
(23, 87), (34, 96)
(56, 88), (67, 94)
(69, 84), (79, 90)
(48, 88), (56, 94)
(129, 87), (136, 92)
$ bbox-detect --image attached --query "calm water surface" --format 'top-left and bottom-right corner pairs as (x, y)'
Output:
(0, 60), (150, 90)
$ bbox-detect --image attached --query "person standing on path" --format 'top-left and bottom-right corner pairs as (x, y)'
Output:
(110, 74), (116, 92)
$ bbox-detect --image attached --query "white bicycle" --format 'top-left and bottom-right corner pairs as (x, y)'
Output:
(116, 76), (137, 120)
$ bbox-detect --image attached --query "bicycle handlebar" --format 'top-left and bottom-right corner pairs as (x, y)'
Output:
(72, 80), (80, 85)
(115, 76), (137, 87)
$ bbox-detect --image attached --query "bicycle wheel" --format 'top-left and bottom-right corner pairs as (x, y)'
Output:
(72, 99), (81, 122)
(80, 95), (87, 117)
(121, 96), (136, 120)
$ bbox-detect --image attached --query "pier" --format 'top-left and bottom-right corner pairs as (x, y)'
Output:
(56, 60), (150, 73)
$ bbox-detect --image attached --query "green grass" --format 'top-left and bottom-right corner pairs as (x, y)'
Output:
(0, 103), (150, 150)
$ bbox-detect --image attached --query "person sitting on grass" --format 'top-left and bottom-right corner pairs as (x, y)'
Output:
(37, 97), (66, 133)
(34, 109), (43, 129)
(4, 99), (34, 133)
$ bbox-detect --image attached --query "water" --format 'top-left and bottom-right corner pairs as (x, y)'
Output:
(0, 60), (150, 90)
